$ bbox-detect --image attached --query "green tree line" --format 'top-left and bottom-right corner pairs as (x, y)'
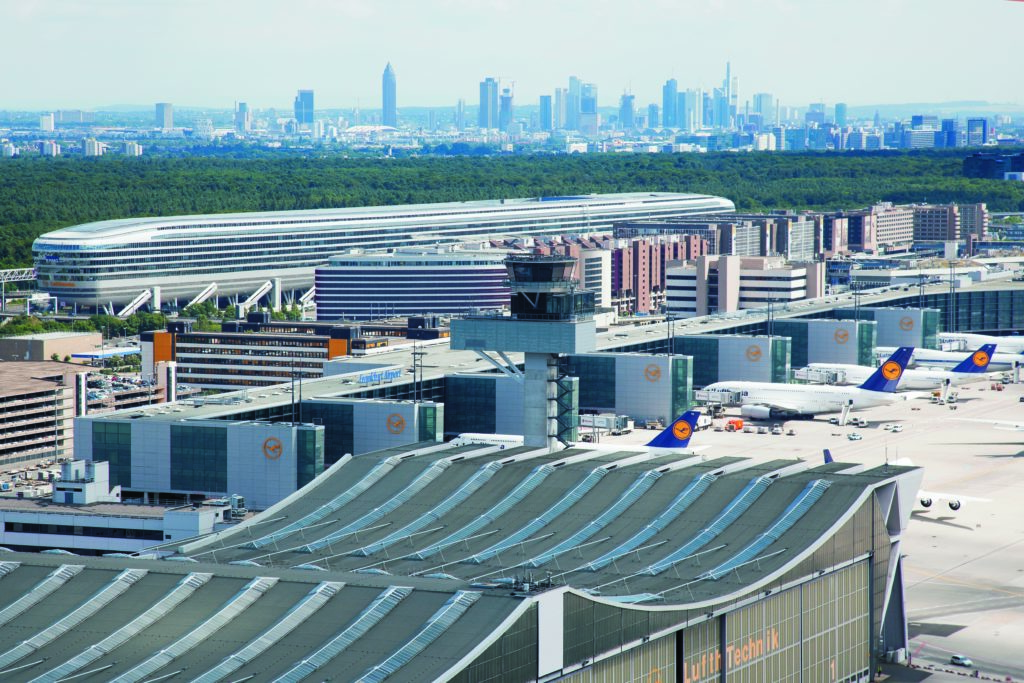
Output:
(2, 150), (1023, 268)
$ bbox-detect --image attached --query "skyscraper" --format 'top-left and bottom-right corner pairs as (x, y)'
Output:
(455, 99), (466, 131)
(662, 79), (678, 128)
(234, 102), (252, 134)
(834, 102), (848, 127)
(647, 104), (660, 129)
(155, 102), (173, 130)
(618, 93), (635, 130)
(553, 88), (566, 130)
(753, 93), (774, 126)
(294, 90), (314, 129)
(966, 118), (989, 146)
(578, 83), (599, 135)
(382, 63), (397, 128)
(539, 95), (553, 131)
(498, 88), (514, 131)
(567, 76), (582, 130)
(478, 77), (498, 129)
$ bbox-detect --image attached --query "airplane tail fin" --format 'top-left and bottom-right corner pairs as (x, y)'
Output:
(951, 344), (997, 373)
(859, 346), (914, 393)
(823, 449), (834, 464)
(646, 410), (701, 448)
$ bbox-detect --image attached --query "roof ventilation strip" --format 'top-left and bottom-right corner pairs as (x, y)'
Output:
(0, 568), (147, 671)
(31, 573), (212, 683)
(272, 585), (413, 683)
(243, 456), (402, 550)
(0, 564), (84, 629)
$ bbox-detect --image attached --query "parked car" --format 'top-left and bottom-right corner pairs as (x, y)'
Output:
(771, 425), (782, 435)
(891, 424), (903, 433)
(949, 654), (973, 667)
(757, 426), (769, 434)
(847, 432), (862, 441)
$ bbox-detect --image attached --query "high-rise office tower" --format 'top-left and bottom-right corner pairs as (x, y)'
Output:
(712, 88), (729, 128)
(966, 118), (989, 146)
(567, 76), (581, 130)
(39, 113), (54, 132)
(498, 88), (514, 131)
(578, 82), (599, 134)
(662, 79), (678, 127)
(455, 99), (466, 130)
(753, 93), (774, 126)
(478, 77), (498, 129)
(805, 103), (826, 126)
(553, 88), (566, 130)
(618, 94), (635, 130)
(539, 95), (553, 131)
(382, 63), (397, 128)
(294, 90), (314, 129)
(647, 103), (660, 129)
(155, 102), (173, 130)
(940, 118), (959, 147)
(834, 102), (848, 127)
(234, 102), (252, 133)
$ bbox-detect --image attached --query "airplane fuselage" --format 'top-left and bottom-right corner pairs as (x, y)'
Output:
(703, 381), (900, 416)
(938, 333), (1024, 355)
(806, 363), (992, 390)
(878, 347), (1021, 372)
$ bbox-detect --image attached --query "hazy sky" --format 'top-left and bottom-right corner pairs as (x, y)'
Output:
(3, 0), (1022, 111)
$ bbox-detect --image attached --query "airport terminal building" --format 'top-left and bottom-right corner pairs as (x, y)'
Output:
(32, 192), (735, 309)
(0, 440), (922, 682)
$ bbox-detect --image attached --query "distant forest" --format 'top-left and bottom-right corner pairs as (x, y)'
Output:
(2, 149), (1023, 268)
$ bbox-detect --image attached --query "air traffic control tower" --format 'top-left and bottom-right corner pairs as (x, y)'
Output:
(451, 255), (596, 451)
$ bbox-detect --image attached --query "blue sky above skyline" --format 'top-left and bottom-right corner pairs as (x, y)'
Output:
(3, 0), (1022, 111)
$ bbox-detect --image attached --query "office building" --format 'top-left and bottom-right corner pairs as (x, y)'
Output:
(478, 77), (498, 129)
(752, 92), (774, 127)
(382, 62), (397, 128)
(647, 103), (659, 128)
(553, 87), (566, 129)
(82, 138), (105, 157)
(963, 151), (1024, 179)
(454, 98), (465, 130)
(618, 93), (635, 129)
(34, 192), (734, 308)
(154, 102), (173, 130)
(120, 141), (143, 157)
(566, 75), (581, 130)
(959, 202), (989, 239)
(38, 141), (61, 157)
(538, 94), (552, 131)
(967, 117), (989, 146)
(913, 204), (960, 241)
(940, 118), (959, 147)
(835, 102), (848, 126)
(666, 255), (825, 318)
(315, 245), (512, 321)
(578, 82), (599, 134)
(39, 113), (54, 131)
(911, 114), (939, 130)
(293, 89), (314, 129)
(233, 101), (252, 133)
(1, 142), (17, 157)
(0, 361), (73, 467)
(498, 87), (513, 131)
(662, 78), (678, 127)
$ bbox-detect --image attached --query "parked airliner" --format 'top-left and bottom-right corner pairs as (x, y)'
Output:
(702, 347), (914, 419)
(939, 332), (1024, 355)
(805, 344), (997, 391)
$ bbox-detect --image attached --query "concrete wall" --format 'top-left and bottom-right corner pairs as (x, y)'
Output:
(718, 336), (774, 383)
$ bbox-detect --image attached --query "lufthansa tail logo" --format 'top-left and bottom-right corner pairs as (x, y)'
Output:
(671, 420), (693, 441)
(881, 360), (903, 380)
(972, 350), (990, 367)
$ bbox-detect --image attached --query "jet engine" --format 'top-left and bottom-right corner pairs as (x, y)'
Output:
(740, 405), (772, 420)
(948, 500), (961, 511)
(919, 498), (932, 508)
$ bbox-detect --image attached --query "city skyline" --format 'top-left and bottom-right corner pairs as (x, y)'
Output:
(3, 0), (1023, 111)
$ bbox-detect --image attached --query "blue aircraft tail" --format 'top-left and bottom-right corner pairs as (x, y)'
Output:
(823, 449), (834, 464)
(646, 410), (701, 448)
(859, 346), (914, 393)
(951, 344), (997, 373)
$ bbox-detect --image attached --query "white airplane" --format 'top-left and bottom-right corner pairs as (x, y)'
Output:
(702, 347), (914, 420)
(824, 450), (988, 511)
(939, 332), (1024, 355)
(805, 344), (998, 391)
(877, 345), (1023, 373)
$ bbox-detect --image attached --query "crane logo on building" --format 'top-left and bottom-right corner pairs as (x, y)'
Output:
(262, 437), (283, 461)
(746, 345), (762, 361)
(899, 316), (915, 331)
(973, 349), (990, 367)
(386, 413), (406, 434)
(834, 329), (850, 344)
(644, 364), (662, 382)
(881, 360), (903, 381)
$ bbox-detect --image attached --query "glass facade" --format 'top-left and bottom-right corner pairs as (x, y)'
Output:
(450, 605), (538, 683)
(556, 632), (676, 683)
(771, 337), (791, 384)
(91, 421), (132, 488)
(300, 402), (354, 466)
(443, 377), (497, 436)
(296, 426), (324, 488)
(562, 356), (616, 412)
(674, 336), (720, 388)
(857, 322), (876, 366)
(170, 425), (227, 492)
(671, 356), (694, 417)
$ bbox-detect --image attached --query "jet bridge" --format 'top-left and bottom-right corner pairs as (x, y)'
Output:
(694, 388), (743, 406)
